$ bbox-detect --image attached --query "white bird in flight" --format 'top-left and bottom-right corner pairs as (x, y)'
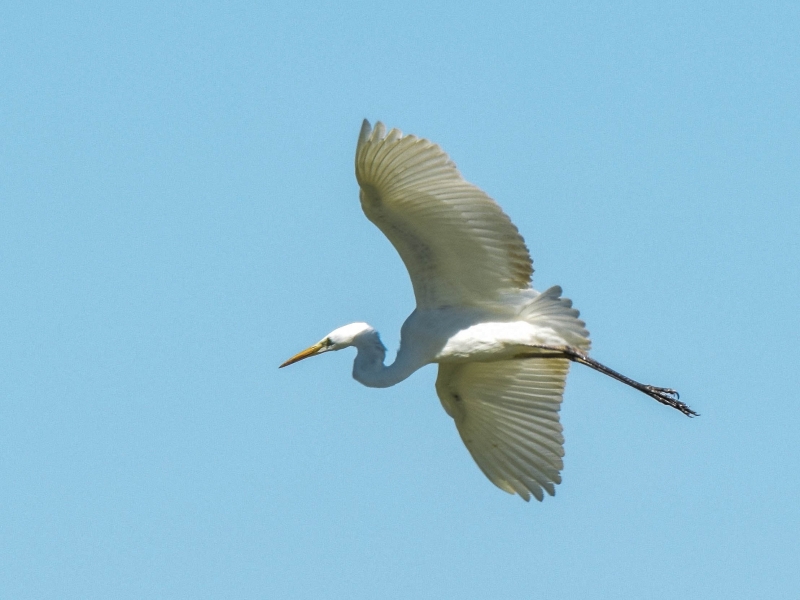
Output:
(281, 120), (696, 502)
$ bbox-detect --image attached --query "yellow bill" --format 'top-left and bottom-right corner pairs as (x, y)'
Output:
(279, 341), (326, 368)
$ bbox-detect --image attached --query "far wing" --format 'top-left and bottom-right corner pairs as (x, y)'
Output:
(435, 358), (570, 501)
(355, 120), (533, 310)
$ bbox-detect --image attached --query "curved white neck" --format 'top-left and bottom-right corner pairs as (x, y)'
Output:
(351, 328), (421, 388)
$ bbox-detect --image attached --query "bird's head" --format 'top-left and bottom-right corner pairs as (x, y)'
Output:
(279, 322), (375, 368)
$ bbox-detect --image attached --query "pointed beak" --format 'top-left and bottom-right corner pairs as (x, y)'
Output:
(279, 341), (326, 368)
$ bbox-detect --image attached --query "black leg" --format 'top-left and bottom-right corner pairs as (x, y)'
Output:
(517, 345), (698, 417)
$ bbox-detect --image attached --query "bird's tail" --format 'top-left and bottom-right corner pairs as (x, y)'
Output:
(519, 286), (591, 351)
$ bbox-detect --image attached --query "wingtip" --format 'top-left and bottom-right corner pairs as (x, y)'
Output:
(358, 119), (372, 146)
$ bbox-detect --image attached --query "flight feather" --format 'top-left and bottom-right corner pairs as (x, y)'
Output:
(355, 120), (533, 309)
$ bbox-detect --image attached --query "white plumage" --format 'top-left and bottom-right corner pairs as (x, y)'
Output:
(280, 120), (694, 502)
(355, 120), (532, 310)
(436, 359), (569, 502)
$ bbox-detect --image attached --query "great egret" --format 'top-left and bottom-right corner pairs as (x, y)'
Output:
(281, 120), (696, 502)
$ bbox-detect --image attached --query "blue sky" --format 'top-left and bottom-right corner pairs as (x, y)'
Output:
(2, 2), (799, 598)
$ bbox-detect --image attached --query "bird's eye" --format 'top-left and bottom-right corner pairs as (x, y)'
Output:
(325, 338), (333, 348)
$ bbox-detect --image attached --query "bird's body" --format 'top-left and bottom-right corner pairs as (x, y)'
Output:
(281, 120), (695, 502)
(351, 289), (586, 381)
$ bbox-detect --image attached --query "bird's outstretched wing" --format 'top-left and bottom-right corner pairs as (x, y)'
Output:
(435, 358), (569, 501)
(355, 120), (533, 310)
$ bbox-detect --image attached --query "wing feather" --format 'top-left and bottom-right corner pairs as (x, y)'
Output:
(355, 120), (533, 309)
(435, 358), (570, 502)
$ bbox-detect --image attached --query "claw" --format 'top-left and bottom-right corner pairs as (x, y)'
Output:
(644, 386), (697, 417)
(647, 385), (679, 398)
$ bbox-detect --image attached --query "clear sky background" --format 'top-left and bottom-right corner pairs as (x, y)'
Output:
(2, 2), (799, 598)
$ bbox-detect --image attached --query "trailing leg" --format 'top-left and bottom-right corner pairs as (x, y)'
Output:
(517, 345), (698, 417)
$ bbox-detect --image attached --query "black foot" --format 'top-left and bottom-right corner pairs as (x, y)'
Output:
(644, 385), (698, 417)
